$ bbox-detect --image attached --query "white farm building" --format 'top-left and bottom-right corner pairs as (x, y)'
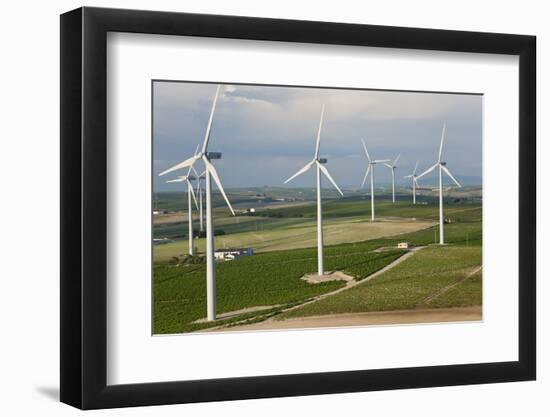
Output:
(214, 247), (254, 261)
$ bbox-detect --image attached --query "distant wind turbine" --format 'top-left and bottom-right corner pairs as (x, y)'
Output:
(416, 123), (461, 244)
(361, 140), (390, 222)
(404, 161), (420, 204)
(384, 154), (401, 203)
(166, 164), (199, 255)
(284, 105), (343, 276)
(159, 85), (234, 321)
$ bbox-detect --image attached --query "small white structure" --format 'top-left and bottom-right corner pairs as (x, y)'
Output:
(214, 247), (254, 261)
(397, 242), (410, 249)
(153, 237), (173, 245)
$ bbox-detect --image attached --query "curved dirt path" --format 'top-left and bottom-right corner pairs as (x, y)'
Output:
(201, 246), (426, 332)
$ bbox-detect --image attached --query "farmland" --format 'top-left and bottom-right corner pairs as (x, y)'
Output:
(277, 245), (482, 320)
(153, 196), (482, 333)
(153, 195), (481, 261)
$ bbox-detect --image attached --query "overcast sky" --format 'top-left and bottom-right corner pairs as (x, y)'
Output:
(153, 82), (482, 192)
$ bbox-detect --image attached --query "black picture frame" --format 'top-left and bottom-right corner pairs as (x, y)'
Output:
(60, 6), (536, 410)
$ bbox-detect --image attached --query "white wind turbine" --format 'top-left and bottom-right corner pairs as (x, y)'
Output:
(361, 140), (390, 222)
(165, 164), (199, 256)
(404, 161), (420, 205)
(284, 105), (343, 276)
(416, 123), (461, 244)
(384, 154), (401, 203)
(159, 85), (234, 321)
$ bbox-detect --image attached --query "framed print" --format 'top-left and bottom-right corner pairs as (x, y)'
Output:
(60, 6), (536, 409)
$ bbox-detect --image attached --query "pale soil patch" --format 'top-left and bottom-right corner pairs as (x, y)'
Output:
(209, 306), (482, 332)
(301, 271), (355, 284)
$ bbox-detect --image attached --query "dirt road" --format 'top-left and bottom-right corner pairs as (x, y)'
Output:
(209, 306), (482, 332)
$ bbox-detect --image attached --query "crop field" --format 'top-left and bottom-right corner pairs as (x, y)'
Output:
(153, 205), (482, 333)
(153, 216), (435, 261)
(277, 245), (482, 320)
(153, 199), (480, 261)
(154, 244), (405, 334)
(257, 197), (481, 221)
(152, 194), (482, 334)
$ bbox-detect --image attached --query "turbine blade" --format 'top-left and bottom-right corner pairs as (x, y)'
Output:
(441, 165), (462, 187)
(191, 165), (200, 178)
(438, 123), (446, 162)
(166, 177), (186, 183)
(201, 85), (221, 153)
(204, 157), (235, 216)
(158, 155), (200, 176)
(314, 105), (325, 159)
(383, 163), (393, 169)
(317, 161), (344, 196)
(373, 159), (391, 163)
(188, 180), (199, 209)
(416, 162), (439, 180)
(361, 165), (371, 187)
(404, 174), (413, 179)
(393, 154), (401, 166)
(413, 161), (419, 175)
(361, 139), (371, 162)
(284, 160), (315, 184)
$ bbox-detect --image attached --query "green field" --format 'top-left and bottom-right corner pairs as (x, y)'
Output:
(278, 245), (481, 319)
(154, 201), (482, 333)
(154, 243), (407, 334)
(154, 199), (480, 261)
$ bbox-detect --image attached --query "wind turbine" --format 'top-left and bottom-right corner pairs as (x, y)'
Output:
(159, 85), (234, 321)
(416, 123), (461, 244)
(361, 140), (390, 222)
(404, 161), (420, 204)
(284, 105), (343, 276)
(384, 154), (401, 203)
(166, 165), (198, 255)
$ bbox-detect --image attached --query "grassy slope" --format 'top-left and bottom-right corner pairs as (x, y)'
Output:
(278, 245), (481, 319)
(154, 243), (406, 334)
(428, 269), (483, 308)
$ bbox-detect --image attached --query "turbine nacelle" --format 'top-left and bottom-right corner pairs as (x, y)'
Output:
(206, 151), (222, 160)
(318, 158), (328, 164)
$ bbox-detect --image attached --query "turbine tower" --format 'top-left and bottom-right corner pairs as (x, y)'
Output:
(284, 105), (343, 276)
(416, 123), (461, 244)
(384, 154), (401, 203)
(159, 85), (234, 321)
(361, 140), (390, 222)
(195, 169), (206, 233)
(404, 161), (420, 204)
(166, 166), (198, 255)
